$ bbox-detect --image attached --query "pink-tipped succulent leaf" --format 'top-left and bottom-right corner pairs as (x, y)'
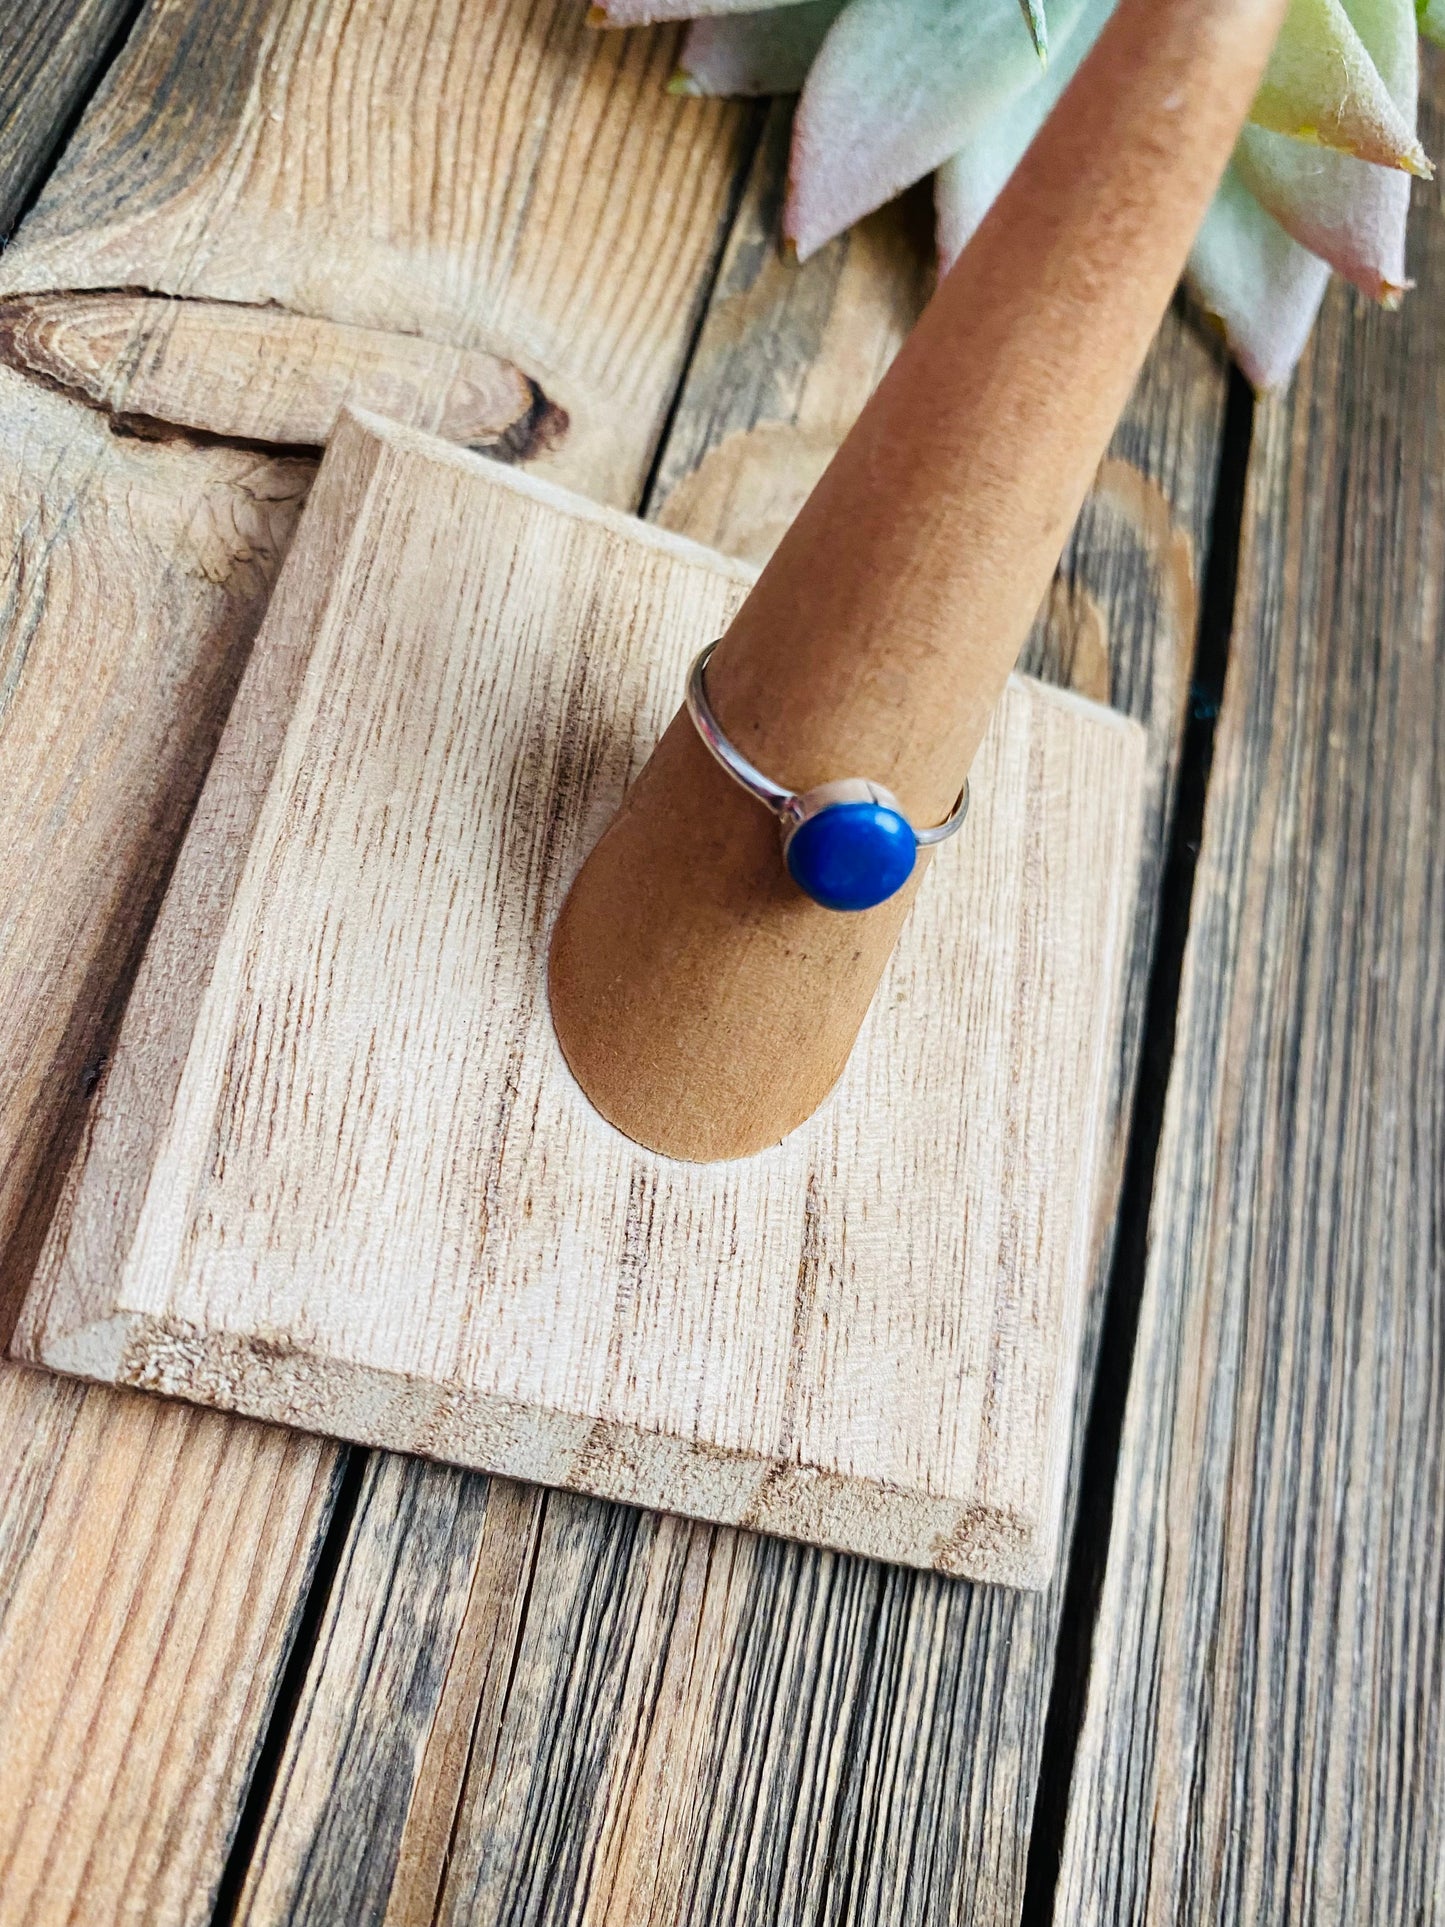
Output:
(1233, 0), (1419, 298)
(785, 0), (1082, 260)
(1253, 0), (1430, 173)
(676, 2), (842, 95)
(1234, 130), (1412, 301)
(594, 0), (816, 25)
(1187, 165), (1332, 390)
(596, 0), (1437, 384)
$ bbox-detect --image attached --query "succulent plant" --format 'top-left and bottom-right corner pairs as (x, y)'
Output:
(591, 0), (1439, 388)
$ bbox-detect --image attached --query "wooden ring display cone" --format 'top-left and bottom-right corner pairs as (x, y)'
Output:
(548, 0), (1290, 1161)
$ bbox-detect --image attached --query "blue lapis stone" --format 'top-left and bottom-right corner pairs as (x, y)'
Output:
(785, 801), (918, 912)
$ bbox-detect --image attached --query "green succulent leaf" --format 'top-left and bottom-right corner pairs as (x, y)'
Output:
(1251, 0), (1431, 173)
(1187, 164), (1332, 390)
(1019, 0), (1048, 57)
(786, 0), (1086, 260)
(674, 1), (845, 94)
(935, 0), (1117, 267)
(1235, 0), (1418, 298)
(1235, 128), (1411, 298)
(639, 0), (1432, 386)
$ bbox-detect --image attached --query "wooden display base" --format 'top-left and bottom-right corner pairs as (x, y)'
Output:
(16, 411), (1145, 1586)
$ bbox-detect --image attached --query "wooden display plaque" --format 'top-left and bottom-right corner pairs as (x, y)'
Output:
(16, 410), (1145, 1586)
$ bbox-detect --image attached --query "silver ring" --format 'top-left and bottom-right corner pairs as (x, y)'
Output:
(685, 640), (970, 912)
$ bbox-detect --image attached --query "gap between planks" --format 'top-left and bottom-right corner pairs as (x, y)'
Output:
(1056, 68), (1445, 1923)
(1017, 365), (1258, 1927)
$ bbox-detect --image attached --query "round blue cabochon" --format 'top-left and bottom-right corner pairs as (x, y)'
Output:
(785, 801), (917, 912)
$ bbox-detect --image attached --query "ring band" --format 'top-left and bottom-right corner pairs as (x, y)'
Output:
(685, 640), (970, 913)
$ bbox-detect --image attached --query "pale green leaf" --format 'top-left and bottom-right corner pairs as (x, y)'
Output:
(674, 1), (844, 95)
(1019, 0), (1048, 56)
(1235, 0), (1417, 298)
(1187, 164), (1331, 390)
(1235, 128), (1410, 298)
(1421, 0), (1445, 46)
(935, 0), (1117, 268)
(1251, 0), (1430, 173)
(786, 0), (1084, 260)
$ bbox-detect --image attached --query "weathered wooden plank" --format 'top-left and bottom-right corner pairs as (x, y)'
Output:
(0, 292), (545, 452)
(0, 0), (132, 236)
(0, 1367), (340, 1925)
(238, 1454), (531, 1927)
(0, 0), (750, 503)
(21, 408), (1144, 1588)
(0, 365), (310, 1297)
(647, 103), (932, 563)
(0, 7), (756, 1920)
(1056, 58), (1445, 1927)
(0, 363), (346, 1927)
(0, 18), (353, 1927)
(232, 115), (1231, 1927)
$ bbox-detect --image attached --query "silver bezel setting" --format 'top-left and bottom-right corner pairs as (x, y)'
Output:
(779, 778), (906, 864)
(684, 641), (970, 857)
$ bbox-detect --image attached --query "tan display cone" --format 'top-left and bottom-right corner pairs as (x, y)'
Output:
(549, 0), (1288, 1161)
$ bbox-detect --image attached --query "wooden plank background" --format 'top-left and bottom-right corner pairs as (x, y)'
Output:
(2, 3), (1439, 1925)
(0, 0), (132, 235)
(0, 12), (347, 1927)
(1056, 52), (1445, 1927)
(0, 0), (750, 503)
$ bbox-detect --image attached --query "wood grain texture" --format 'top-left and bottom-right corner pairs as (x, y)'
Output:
(0, 0), (750, 503)
(0, 20), (355, 1927)
(0, 363), (309, 1299)
(648, 103), (933, 565)
(0, 1366), (340, 1926)
(0, 365), (343, 1927)
(0, 0), (132, 235)
(0, 6), (759, 1915)
(0, 292), (549, 453)
(21, 408), (1145, 1587)
(1055, 64), (1445, 1927)
(245, 1458), (540, 1927)
(227, 133), (1232, 1927)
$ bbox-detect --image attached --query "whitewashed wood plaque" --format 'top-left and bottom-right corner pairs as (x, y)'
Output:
(17, 410), (1146, 1586)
